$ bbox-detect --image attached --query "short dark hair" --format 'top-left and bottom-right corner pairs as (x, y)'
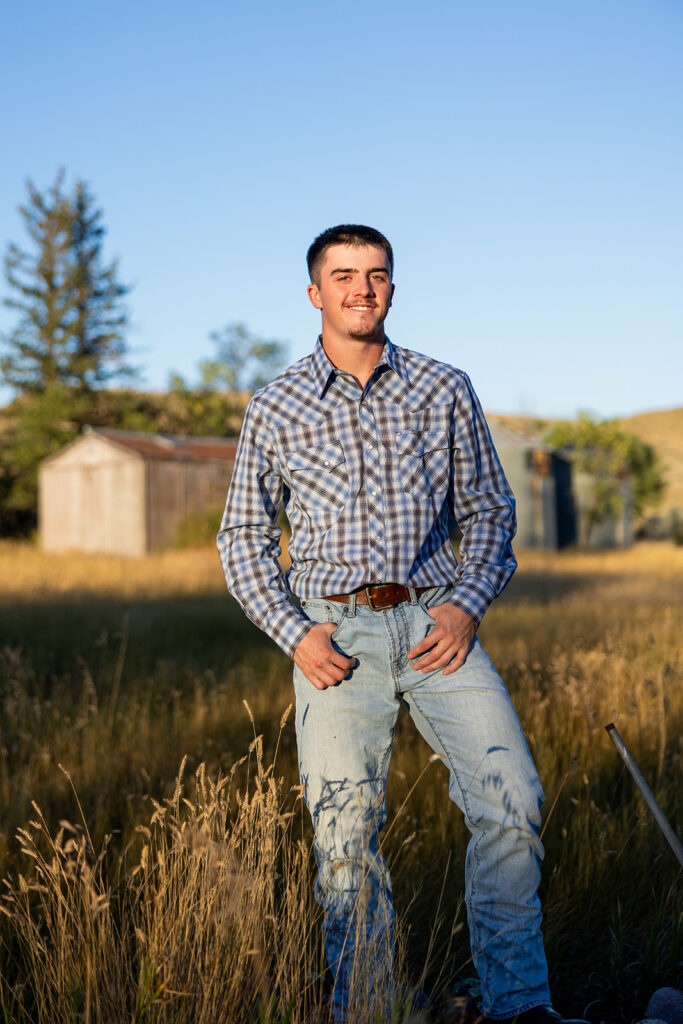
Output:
(306, 224), (394, 285)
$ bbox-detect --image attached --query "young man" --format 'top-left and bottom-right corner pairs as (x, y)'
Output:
(217, 225), (587, 1024)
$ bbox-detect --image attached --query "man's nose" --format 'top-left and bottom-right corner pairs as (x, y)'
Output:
(354, 275), (375, 296)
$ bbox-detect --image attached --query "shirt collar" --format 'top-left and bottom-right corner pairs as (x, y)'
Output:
(310, 335), (410, 398)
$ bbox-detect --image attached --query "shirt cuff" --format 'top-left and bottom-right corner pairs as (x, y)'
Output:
(268, 606), (317, 660)
(445, 575), (497, 628)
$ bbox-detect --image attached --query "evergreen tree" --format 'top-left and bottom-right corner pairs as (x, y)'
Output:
(67, 180), (132, 388)
(0, 172), (135, 533)
(1, 170), (134, 393)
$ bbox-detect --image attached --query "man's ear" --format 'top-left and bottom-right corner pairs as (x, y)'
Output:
(389, 282), (395, 306)
(307, 282), (322, 310)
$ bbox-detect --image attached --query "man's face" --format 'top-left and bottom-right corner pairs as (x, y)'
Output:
(307, 243), (394, 345)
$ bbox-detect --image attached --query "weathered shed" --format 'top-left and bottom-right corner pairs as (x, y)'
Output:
(490, 422), (633, 549)
(39, 427), (237, 556)
(490, 423), (566, 549)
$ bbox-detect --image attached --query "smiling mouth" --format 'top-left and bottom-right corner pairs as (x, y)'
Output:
(345, 304), (376, 311)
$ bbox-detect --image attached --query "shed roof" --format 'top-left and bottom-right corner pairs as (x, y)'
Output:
(71, 426), (239, 462)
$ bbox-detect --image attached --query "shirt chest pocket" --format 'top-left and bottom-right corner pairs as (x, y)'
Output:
(285, 441), (349, 513)
(396, 429), (451, 499)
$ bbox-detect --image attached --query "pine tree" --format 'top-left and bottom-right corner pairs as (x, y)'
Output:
(0, 172), (135, 533)
(1, 170), (134, 393)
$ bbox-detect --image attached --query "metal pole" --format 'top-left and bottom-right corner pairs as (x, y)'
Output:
(605, 722), (683, 868)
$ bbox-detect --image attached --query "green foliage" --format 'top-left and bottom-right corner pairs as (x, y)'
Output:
(1, 170), (134, 394)
(625, 432), (667, 519)
(0, 387), (245, 535)
(0, 386), (86, 532)
(546, 413), (666, 543)
(672, 511), (683, 546)
(173, 504), (226, 549)
(165, 377), (247, 436)
(185, 321), (288, 393)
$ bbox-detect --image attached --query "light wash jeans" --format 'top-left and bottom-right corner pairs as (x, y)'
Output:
(293, 585), (551, 1022)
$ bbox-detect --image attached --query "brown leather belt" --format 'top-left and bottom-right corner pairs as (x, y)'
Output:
(326, 583), (431, 612)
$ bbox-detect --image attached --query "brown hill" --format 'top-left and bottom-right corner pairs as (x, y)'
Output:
(620, 407), (683, 514)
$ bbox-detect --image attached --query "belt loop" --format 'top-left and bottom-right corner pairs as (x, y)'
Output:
(348, 591), (357, 617)
(408, 586), (418, 604)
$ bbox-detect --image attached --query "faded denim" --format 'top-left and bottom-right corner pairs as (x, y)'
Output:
(293, 585), (551, 1022)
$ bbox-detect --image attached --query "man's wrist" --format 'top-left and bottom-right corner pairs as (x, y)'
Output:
(445, 576), (497, 628)
(263, 606), (318, 660)
(284, 618), (317, 660)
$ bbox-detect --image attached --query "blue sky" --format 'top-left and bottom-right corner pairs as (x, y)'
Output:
(1, 0), (681, 418)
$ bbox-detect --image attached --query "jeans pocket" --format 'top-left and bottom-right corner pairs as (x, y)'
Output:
(414, 599), (436, 643)
(330, 605), (348, 639)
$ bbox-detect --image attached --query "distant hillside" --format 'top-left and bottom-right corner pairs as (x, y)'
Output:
(487, 413), (553, 441)
(620, 407), (683, 513)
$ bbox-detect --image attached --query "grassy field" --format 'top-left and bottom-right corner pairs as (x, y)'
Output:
(0, 541), (680, 1023)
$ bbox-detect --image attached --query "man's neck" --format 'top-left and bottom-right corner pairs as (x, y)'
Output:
(321, 333), (385, 389)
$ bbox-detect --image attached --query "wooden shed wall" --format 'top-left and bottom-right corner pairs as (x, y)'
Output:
(496, 446), (558, 549)
(39, 437), (146, 556)
(146, 458), (233, 550)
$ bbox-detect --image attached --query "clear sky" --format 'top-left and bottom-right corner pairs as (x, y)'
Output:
(1, 0), (681, 418)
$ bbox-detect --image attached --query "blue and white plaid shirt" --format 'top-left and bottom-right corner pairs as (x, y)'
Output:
(217, 337), (517, 658)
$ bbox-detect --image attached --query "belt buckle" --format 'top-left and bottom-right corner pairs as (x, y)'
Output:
(365, 584), (395, 612)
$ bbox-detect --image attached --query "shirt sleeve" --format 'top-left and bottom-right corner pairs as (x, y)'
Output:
(216, 397), (315, 658)
(445, 373), (517, 626)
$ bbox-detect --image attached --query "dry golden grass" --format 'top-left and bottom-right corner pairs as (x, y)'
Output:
(0, 541), (228, 598)
(1, 718), (425, 1024)
(515, 539), (683, 577)
(0, 541), (680, 1023)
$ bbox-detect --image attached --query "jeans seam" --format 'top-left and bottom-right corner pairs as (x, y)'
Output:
(377, 727), (395, 807)
(303, 599), (348, 630)
(408, 690), (487, 986)
(408, 692), (473, 823)
(331, 606), (348, 637)
(485, 998), (549, 1019)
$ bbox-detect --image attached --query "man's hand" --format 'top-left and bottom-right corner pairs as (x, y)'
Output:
(293, 622), (357, 690)
(408, 603), (476, 676)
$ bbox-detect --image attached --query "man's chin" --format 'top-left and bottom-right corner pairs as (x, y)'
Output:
(347, 327), (383, 342)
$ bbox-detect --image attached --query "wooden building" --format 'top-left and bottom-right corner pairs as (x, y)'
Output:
(490, 423), (565, 549)
(39, 427), (237, 556)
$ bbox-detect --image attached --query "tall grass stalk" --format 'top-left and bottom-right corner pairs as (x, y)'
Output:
(0, 721), (434, 1024)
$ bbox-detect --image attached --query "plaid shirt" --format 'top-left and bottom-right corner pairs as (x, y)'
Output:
(217, 337), (516, 658)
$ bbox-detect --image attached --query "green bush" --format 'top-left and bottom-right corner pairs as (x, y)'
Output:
(172, 505), (226, 549)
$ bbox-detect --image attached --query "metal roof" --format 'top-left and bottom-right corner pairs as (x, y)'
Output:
(81, 426), (239, 461)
